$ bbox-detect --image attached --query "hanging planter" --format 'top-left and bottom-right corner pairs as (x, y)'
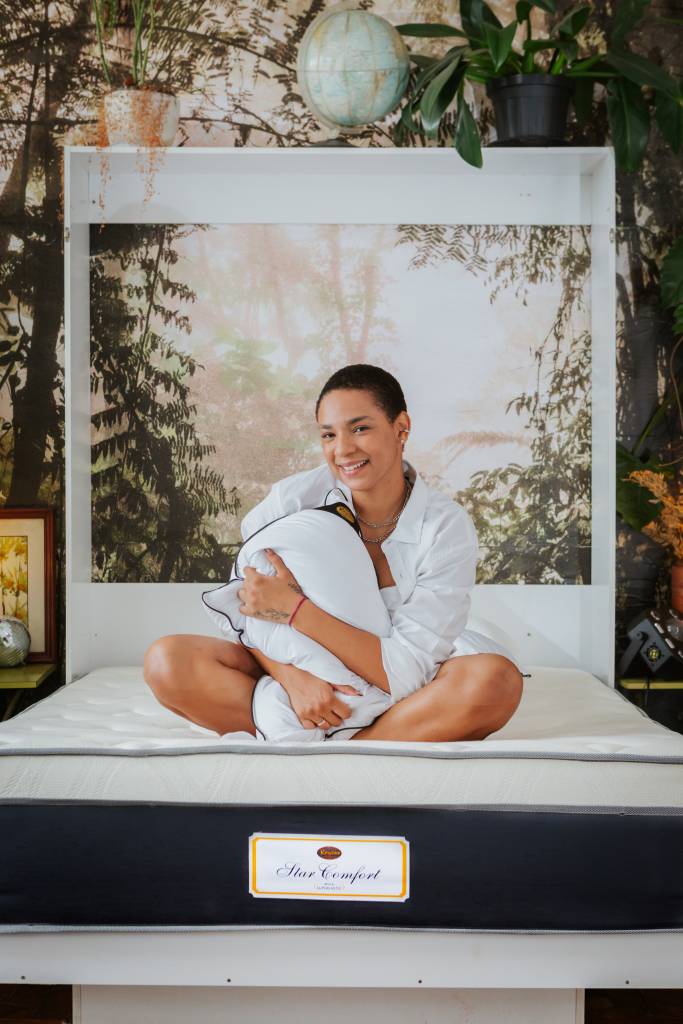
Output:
(103, 87), (179, 147)
(486, 73), (573, 146)
(93, 0), (178, 147)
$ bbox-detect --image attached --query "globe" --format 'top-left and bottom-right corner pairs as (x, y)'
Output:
(297, 6), (410, 130)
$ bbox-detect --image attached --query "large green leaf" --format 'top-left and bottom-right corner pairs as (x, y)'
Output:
(397, 23), (468, 38)
(413, 46), (466, 95)
(400, 102), (420, 133)
(557, 37), (579, 65)
(420, 56), (464, 132)
(569, 54), (613, 76)
(409, 54), (438, 69)
(655, 89), (683, 153)
(460, 0), (502, 42)
(606, 78), (650, 172)
(612, 0), (652, 48)
(556, 4), (591, 38)
(616, 444), (663, 530)
(523, 37), (561, 53)
(660, 236), (683, 310)
(453, 93), (483, 167)
(516, 0), (559, 25)
(483, 21), (517, 71)
(607, 48), (679, 97)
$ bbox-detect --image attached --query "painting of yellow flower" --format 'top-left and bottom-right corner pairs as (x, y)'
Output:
(0, 535), (29, 623)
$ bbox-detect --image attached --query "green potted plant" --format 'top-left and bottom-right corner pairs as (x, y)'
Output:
(396, 0), (683, 170)
(93, 0), (179, 146)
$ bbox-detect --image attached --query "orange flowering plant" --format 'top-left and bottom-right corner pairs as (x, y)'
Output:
(628, 470), (683, 561)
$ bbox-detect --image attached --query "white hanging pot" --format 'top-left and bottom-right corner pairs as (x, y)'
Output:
(103, 88), (179, 147)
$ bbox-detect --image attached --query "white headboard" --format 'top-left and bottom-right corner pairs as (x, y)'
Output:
(64, 146), (616, 684)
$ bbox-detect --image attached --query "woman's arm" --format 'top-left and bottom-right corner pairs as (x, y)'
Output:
(290, 602), (389, 692)
(239, 551), (390, 692)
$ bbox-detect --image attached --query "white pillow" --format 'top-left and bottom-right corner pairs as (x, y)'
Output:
(203, 506), (391, 691)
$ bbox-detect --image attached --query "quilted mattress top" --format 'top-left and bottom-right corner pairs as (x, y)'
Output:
(1, 666), (682, 808)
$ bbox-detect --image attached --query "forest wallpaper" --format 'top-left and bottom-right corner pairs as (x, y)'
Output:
(90, 222), (591, 584)
(0, 0), (681, 684)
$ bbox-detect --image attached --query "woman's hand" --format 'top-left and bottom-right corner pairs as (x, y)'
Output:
(278, 665), (360, 731)
(250, 649), (360, 731)
(238, 549), (303, 623)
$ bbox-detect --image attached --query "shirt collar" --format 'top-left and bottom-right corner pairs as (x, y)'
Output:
(328, 459), (427, 546)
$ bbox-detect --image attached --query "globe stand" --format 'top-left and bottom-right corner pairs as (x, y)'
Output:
(307, 135), (357, 148)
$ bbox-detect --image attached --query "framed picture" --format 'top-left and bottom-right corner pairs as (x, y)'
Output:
(0, 508), (56, 663)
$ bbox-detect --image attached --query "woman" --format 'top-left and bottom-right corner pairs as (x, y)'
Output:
(144, 364), (523, 741)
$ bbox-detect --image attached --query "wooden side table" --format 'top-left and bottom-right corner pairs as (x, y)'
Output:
(618, 678), (683, 735)
(0, 664), (57, 721)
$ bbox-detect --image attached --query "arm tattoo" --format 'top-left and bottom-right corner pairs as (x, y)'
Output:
(261, 607), (290, 622)
(288, 582), (304, 596)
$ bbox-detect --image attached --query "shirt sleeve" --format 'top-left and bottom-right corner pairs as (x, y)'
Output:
(380, 508), (479, 703)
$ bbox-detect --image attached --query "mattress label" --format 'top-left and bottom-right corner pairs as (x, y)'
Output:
(249, 832), (410, 901)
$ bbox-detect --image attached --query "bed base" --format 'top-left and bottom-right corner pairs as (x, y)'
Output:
(74, 984), (583, 1023)
(3, 930), (682, 1022)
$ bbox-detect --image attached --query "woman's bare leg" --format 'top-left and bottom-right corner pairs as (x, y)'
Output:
(351, 654), (523, 742)
(143, 635), (262, 736)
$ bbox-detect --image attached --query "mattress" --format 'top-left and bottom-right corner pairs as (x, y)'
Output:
(1, 665), (683, 934)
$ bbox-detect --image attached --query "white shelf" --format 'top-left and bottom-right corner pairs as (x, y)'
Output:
(67, 145), (613, 226)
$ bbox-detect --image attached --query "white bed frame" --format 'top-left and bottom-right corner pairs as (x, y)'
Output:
(5, 146), (681, 1023)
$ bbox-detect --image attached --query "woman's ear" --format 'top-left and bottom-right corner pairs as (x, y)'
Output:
(397, 415), (411, 447)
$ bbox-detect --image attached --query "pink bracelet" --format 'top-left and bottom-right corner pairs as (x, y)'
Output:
(288, 595), (308, 627)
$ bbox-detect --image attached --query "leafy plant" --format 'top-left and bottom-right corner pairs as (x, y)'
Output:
(396, 0), (683, 171)
(627, 469), (683, 559)
(93, 0), (159, 88)
(90, 223), (240, 582)
(617, 236), (683, 531)
(395, 222), (592, 584)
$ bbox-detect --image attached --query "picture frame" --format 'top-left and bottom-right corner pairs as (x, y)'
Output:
(0, 507), (56, 663)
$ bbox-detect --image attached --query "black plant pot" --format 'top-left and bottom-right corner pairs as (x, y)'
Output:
(486, 74), (574, 146)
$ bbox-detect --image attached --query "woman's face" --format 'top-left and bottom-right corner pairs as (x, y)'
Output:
(316, 388), (410, 493)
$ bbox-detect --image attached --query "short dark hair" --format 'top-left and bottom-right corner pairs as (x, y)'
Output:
(315, 364), (407, 421)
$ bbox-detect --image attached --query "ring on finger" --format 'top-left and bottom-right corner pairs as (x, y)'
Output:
(316, 718), (328, 728)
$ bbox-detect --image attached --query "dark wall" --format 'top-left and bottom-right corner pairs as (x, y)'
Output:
(0, 0), (681, 682)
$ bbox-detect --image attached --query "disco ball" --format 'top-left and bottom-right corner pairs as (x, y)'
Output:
(0, 616), (31, 667)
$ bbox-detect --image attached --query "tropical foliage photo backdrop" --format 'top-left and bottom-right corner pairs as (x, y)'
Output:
(90, 222), (591, 585)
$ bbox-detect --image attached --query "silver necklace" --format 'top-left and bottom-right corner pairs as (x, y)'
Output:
(361, 523), (397, 545)
(359, 481), (413, 544)
(357, 480), (412, 529)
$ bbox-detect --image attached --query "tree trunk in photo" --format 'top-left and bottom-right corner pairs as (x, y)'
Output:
(2, 0), (92, 506)
(6, 232), (62, 505)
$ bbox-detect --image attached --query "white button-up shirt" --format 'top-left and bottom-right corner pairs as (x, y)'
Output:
(236, 460), (479, 702)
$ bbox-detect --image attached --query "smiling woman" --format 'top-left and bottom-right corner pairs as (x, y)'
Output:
(143, 364), (523, 742)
